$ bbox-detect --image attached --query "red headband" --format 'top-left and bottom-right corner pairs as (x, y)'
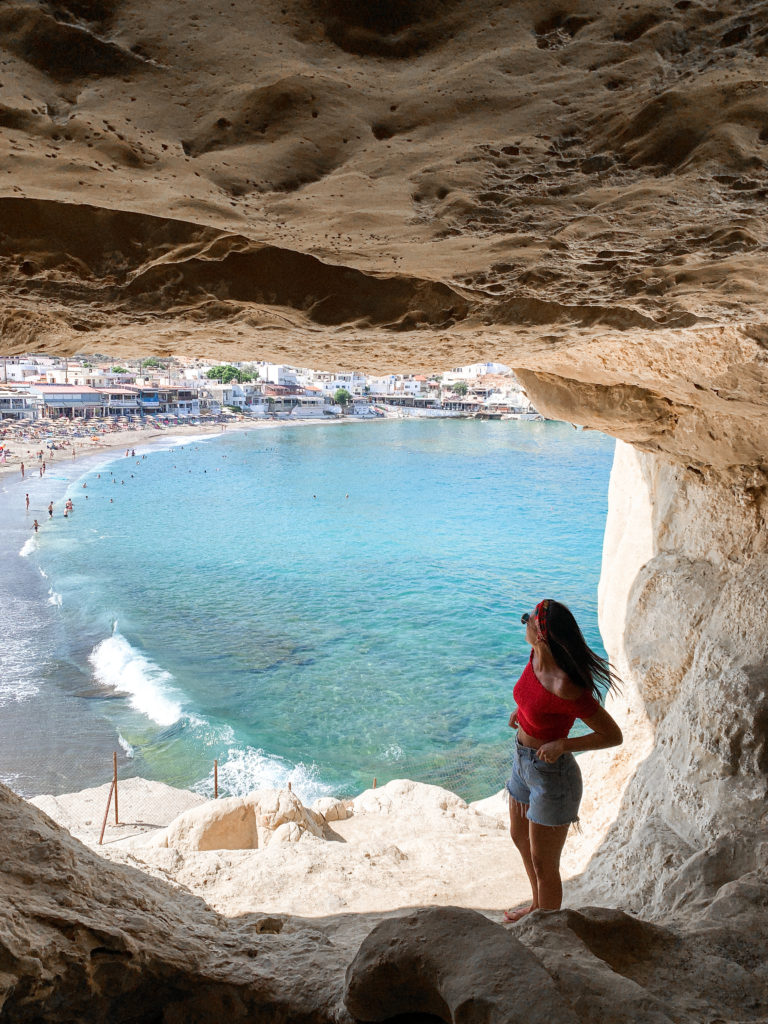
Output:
(535, 599), (550, 644)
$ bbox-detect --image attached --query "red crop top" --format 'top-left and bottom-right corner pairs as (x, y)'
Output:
(512, 651), (600, 742)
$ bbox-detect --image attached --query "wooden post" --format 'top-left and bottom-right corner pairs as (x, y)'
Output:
(373, 777), (377, 789)
(99, 780), (115, 845)
(113, 751), (118, 824)
(214, 759), (218, 799)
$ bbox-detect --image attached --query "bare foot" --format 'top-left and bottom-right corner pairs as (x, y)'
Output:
(503, 905), (537, 923)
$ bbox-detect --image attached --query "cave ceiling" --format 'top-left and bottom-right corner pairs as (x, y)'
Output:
(1, 0), (768, 478)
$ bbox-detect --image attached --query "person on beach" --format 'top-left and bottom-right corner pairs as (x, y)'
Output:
(25, 493), (29, 510)
(48, 502), (53, 518)
(33, 519), (39, 532)
(504, 599), (622, 923)
(20, 462), (24, 478)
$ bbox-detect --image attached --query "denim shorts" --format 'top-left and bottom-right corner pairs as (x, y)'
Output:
(506, 738), (583, 827)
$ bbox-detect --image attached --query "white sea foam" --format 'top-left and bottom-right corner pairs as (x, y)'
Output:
(88, 633), (183, 727)
(19, 537), (36, 557)
(47, 588), (62, 607)
(0, 771), (21, 790)
(195, 746), (335, 804)
(186, 716), (235, 745)
(117, 733), (135, 758)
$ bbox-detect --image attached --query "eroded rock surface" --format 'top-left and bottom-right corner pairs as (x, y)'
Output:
(2, 0), (768, 484)
(0, 783), (353, 1023)
(344, 906), (579, 1024)
(346, 905), (768, 1023)
(566, 442), (768, 920)
(95, 780), (519, 919)
(5, 781), (767, 1023)
(141, 787), (325, 852)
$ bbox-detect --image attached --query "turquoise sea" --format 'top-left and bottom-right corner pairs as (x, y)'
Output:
(1, 420), (615, 803)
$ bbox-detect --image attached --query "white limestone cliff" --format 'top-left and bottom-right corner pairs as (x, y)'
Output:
(567, 442), (768, 917)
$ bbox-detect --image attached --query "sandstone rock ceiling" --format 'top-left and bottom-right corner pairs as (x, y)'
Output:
(1, 0), (768, 475)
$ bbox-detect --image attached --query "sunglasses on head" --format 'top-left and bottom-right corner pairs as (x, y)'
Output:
(521, 611), (532, 625)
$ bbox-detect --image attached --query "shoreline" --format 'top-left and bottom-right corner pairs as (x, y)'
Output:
(0, 414), (376, 799)
(0, 413), (370, 481)
(1, 419), (612, 837)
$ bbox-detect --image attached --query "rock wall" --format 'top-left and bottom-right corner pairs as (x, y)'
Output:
(568, 441), (768, 917)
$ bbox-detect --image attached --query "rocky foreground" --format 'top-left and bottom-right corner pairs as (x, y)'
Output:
(31, 776), (530, 919)
(3, 776), (766, 1023)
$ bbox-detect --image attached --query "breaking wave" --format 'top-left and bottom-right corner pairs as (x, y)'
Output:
(88, 631), (183, 727)
(194, 746), (334, 804)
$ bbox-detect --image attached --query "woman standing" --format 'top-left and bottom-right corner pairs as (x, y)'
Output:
(504, 599), (622, 923)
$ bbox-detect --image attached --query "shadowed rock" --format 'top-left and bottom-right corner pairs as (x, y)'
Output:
(344, 906), (580, 1024)
(0, 5), (147, 81)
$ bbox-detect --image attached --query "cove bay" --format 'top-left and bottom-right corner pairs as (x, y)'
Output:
(2, 419), (615, 803)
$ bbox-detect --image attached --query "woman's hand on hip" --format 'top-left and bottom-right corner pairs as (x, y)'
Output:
(535, 739), (566, 763)
(508, 710), (518, 729)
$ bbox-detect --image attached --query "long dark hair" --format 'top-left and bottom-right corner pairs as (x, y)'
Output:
(543, 599), (621, 701)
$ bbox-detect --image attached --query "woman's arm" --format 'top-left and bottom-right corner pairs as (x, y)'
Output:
(536, 706), (623, 762)
(565, 706), (623, 752)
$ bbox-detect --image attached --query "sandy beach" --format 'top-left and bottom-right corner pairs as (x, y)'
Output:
(0, 414), (364, 481)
